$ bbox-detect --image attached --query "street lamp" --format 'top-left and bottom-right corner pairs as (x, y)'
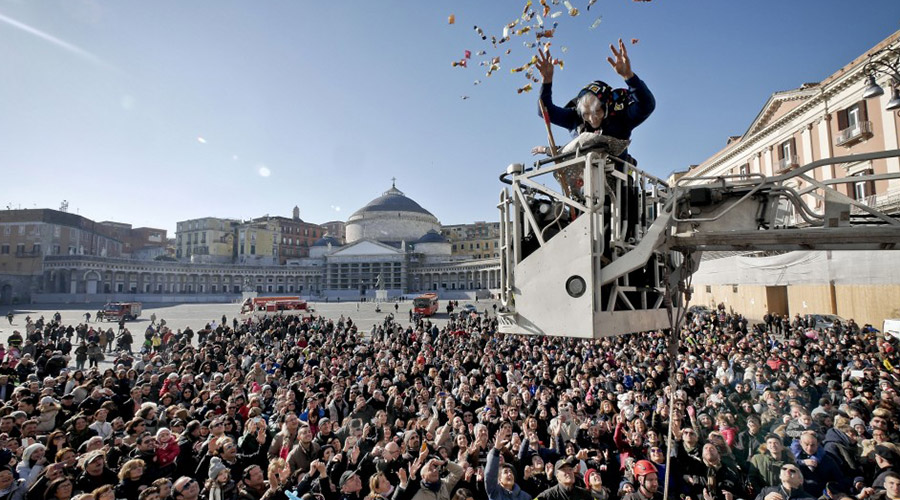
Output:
(862, 47), (900, 110)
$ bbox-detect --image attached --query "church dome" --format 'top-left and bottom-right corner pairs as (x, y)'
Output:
(346, 182), (440, 244)
(415, 230), (448, 244)
(350, 185), (435, 218)
(312, 235), (342, 247)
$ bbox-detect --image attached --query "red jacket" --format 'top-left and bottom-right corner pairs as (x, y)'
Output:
(156, 438), (180, 467)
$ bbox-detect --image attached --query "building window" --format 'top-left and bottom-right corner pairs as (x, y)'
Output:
(705, 285), (712, 293)
(853, 171), (875, 202)
(15, 244), (24, 255)
(0, 245), (7, 254)
(739, 164), (749, 179)
(32, 244), (41, 254)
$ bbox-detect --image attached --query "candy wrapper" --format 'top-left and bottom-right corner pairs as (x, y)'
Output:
(517, 84), (533, 93)
(550, 11), (562, 18)
(587, 0), (597, 10)
(563, 1), (578, 16)
(536, 29), (555, 39)
(540, 0), (551, 17)
(448, 14), (455, 24)
(631, 38), (639, 44)
(474, 26), (487, 40)
(590, 17), (602, 29)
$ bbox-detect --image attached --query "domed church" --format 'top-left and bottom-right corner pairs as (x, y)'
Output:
(297, 180), (496, 298)
(345, 181), (441, 245)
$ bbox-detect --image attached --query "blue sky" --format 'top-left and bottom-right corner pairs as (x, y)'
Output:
(1, 0), (898, 234)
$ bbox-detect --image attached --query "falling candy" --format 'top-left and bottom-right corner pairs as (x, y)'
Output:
(465, 50), (471, 59)
(590, 17), (602, 29)
(631, 38), (639, 44)
(550, 11), (562, 18)
(561, 46), (569, 53)
(540, 0), (550, 17)
(522, 0), (532, 16)
(448, 14), (455, 24)
(536, 29), (555, 39)
(506, 49), (512, 54)
(515, 26), (531, 35)
(451, 59), (468, 68)
(476, 50), (487, 56)
(568, 7), (579, 16)
(517, 84), (533, 93)
(474, 26), (486, 40)
(587, 0), (597, 9)
(473, 80), (481, 85)
(461, 95), (470, 100)
(523, 41), (536, 48)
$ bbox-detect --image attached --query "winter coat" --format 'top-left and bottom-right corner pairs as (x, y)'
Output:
(35, 405), (59, 433)
(822, 428), (862, 480)
(747, 448), (796, 492)
(410, 462), (465, 500)
(486, 449), (532, 500)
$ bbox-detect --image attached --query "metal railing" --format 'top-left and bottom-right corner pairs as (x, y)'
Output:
(851, 188), (900, 215)
(835, 120), (873, 146)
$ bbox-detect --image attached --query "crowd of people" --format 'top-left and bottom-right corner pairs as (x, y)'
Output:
(0, 302), (896, 500)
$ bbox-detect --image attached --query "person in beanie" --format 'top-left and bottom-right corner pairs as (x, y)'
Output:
(202, 456), (237, 500)
(583, 469), (609, 500)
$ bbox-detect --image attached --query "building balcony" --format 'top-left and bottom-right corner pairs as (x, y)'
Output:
(835, 121), (873, 147)
(851, 189), (900, 216)
(777, 155), (799, 172)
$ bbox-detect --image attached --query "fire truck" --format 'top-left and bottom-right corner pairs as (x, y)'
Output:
(240, 296), (311, 316)
(101, 302), (142, 321)
(413, 293), (439, 317)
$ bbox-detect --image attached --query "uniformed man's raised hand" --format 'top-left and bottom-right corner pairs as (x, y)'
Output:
(607, 38), (634, 80)
(536, 49), (554, 83)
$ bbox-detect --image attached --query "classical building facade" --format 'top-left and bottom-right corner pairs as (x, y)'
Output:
(682, 30), (900, 327)
(17, 183), (501, 303)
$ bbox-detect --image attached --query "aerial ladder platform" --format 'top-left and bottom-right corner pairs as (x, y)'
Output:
(497, 137), (900, 338)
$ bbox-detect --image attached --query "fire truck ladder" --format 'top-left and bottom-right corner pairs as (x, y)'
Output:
(497, 146), (900, 339)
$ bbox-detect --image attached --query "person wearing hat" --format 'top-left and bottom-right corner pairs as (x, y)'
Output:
(622, 460), (660, 500)
(753, 463), (816, 500)
(485, 430), (532, 500)
(874, 443), (900, 489)
(338, 469), (363, 500)
(535, 457), (591, 500)
(583, 469), (609, 500)
(535, 40), (655, 146)
(75, 450), (117, 493)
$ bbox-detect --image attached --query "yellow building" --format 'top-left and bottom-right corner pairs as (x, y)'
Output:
(441, 221), (500, 260)
(175, 217), (239, 263)
(235, 220), (278, 266)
